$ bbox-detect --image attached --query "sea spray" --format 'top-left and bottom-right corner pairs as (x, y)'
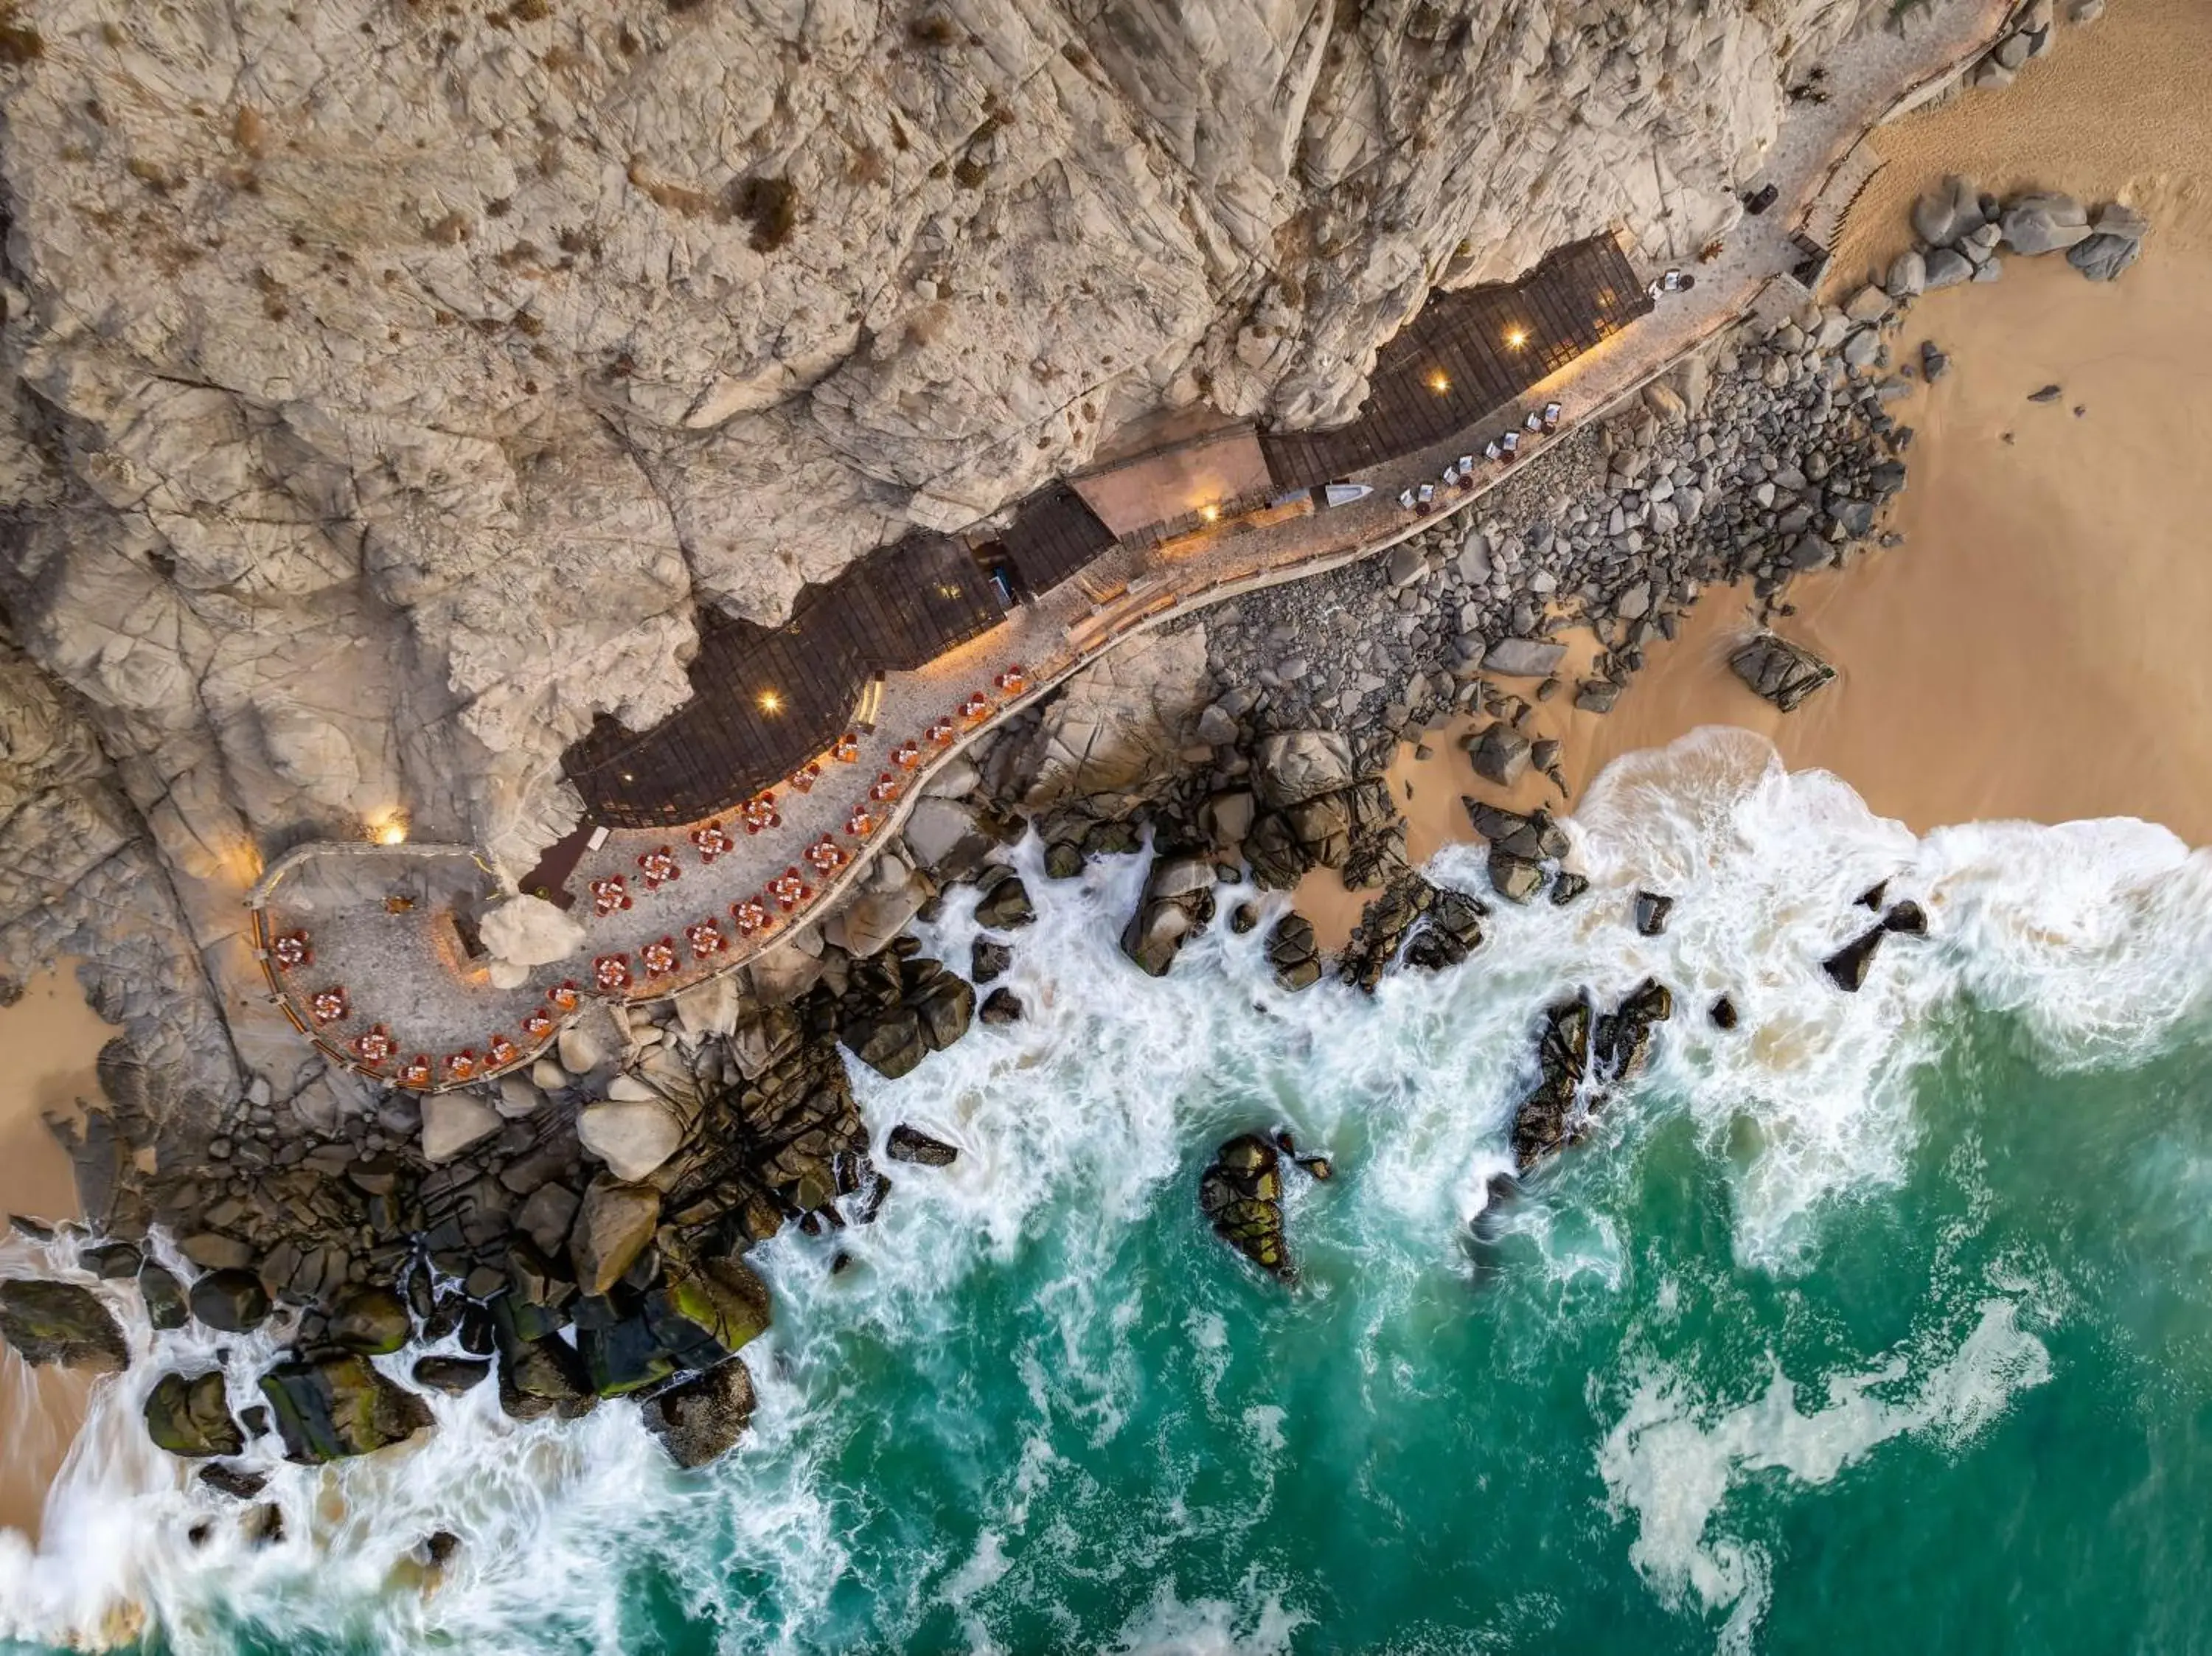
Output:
(4, 730), (2211, 1653)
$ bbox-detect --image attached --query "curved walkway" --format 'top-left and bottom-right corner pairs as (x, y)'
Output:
(252, 0), (2018, 1092)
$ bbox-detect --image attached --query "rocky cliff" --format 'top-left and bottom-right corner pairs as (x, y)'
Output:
(0, 0), (1879, 1111)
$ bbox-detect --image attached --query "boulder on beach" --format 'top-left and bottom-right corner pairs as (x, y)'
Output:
(568, 1180), (662, 1297)
(1729, 634), (1835, 712)
(0, 1278), (131, 1372)
(1911, 175), (1983, 248)
(260, 1351), (434, 1464)
(1467, 721), (1531, 787)
(144, 1370), (245, 1458)
(642, 1357), (758, 1469)
(1998, 191), (2091, 256)
(1197, 1133), (1295, 1281)
(1265, 914), (1324, 991)
(577, 1096), (686, 1182)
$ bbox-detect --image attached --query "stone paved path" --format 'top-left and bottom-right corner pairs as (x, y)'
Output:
(249, 0), (2017, 1091)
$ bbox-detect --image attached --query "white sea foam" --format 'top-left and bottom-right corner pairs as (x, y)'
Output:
(3, 728), (2205, 1651)
(1598, 1289), (2056, 1650)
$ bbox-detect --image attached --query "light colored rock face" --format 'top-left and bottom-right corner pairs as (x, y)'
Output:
(420, 1093), (502, 1164)
(577, 1097), (686, 1183)
(478, 894), (586, 970)
(0, 0), (1877, 1114)
(1013, 625), (1212, 808)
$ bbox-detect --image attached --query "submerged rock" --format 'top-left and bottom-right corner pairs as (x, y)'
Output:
(0, 1278), (130, 1372)
(1197, 1133), (1295, 1281)
(642, 1357), (759, 1470)
(259, 1351), (433, 1464)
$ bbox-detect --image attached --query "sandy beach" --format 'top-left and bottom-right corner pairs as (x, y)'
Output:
(1301, 0), (2212, 945)
(1, 964), (114, 1545)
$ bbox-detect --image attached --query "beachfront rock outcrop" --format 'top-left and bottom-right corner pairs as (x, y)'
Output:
(643, 1357), (759, 1472)
(578, 1098), (687, 1183)
(981, 987), (1026, 1025)
(1467, 723), (1533, 787)
(1730, 634), (1836, 711)
(0, 1278), (131, 1372)
(1198, 1134), (1293, 1282)
(1822, 900), (1932, 991)
(144, 1371), (245, 1459)
(1253, 732), (1357, 809)
(259, 1351), (434, 1465)
(1464, 801), (1571, 906)
(1912, 175), (1986, 248)
(1998, 192), (2092, 257)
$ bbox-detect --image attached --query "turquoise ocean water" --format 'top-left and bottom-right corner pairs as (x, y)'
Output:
(7, 729), (2212, 1655)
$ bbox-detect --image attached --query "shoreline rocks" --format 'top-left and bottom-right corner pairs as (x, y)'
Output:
(1197, 1134), (1295, 1282)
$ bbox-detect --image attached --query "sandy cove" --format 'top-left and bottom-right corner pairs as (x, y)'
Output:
(1301, 0), (2212, 947)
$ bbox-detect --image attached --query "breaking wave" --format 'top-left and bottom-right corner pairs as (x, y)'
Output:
(4, 728), (2208, 1654)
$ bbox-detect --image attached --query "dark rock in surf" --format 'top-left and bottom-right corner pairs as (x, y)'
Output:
(259, 1351), (433, 1463)
(411, 1355), (491, 1395)
(1265, 914), (1323, 991)
(139, 1263), (189, 1331)
(642, 1356), (758, 1469)
(1197, 1133), (1295, 1281)
(1633, 891), (1675, 936)
(1709, 994), (1740, 1031)
(886, 1124), (959, 1167)
(327, 1284), (411, 1355)
(1550, 871), (1590, 906)
(144, 1370), (245, 1458)
(1509, 998), (1593, 1172)
(1857, 880), (1889, 910)
(198, 1462), (268, 1500)
(0, 1278), (130, 1372)
(970, 937), (1012, 984)
(971, 866), (1035, 930)
(1822, 924), (1888, 991)
(1882, 900), (1929, 935)
(189, 1268), (271, 1334)
(1119, 855), (1218, 977)
(980, 987), (1025, 1024)
(1593, 979), (1674, 1082)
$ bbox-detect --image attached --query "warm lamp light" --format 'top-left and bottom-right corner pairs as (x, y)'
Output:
(369, 813), (408, 846)
(1426, 370), (1450, 394)
(1506, 328), (1528, 349)
(1199, 503), (1221, 523)
(758, 689), (784, 714)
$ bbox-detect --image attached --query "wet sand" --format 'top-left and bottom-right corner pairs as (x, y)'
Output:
(0, 964), (114, 1545)
(1301, 0), (2212, 946)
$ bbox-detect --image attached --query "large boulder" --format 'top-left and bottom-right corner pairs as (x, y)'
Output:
(411, 1355), (492, 1395)
(0, 1278), (130, 1372)
(259, 1351), (434, 1464)
(420, 1092), (502, 1164)
(478, 894), (586, 969)
(1729, 634), (1835, 712)
(1592, 979), (1673, 1082)
(1265, 914), (1324, 991)
(1998, 191), (2091, 256)
(641, 1357), (758, 1470)
(581, 1257), (774, 1398)
(144, 1370), (245, 1458)
(1467, 721), (1531, 787)
(1911, 175), (1984, 247)
(139, 1263), (189, 1331)
(837, 954), (975, 1079)
(971, 866), (1036, 930)
(1119, 855), (1218, 977)
(1509, 998), (1593, 1171)
(1197, 1133), (1294, 1281)
(1252, 730), (1356, 808)
(568, 1180), (663, 1296)
(328, 1285), (412, 1355)
(578, 1097), (686, 1182)
(496, 1332), (598, 1423)
(189, 1269), (271, 1334)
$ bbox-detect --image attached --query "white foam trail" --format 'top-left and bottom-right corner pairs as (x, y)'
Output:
(4, 728), (2206, 1651)
(1599, 1289), (2057, 1652)
(1105, 1576), (1312, 1655)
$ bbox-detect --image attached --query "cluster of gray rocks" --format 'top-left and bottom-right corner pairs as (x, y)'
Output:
(1886, 174), (2149, 296)
(1195, 302), (1911, 753)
